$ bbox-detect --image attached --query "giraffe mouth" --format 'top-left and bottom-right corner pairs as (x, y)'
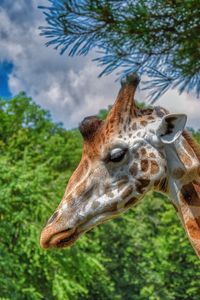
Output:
(40, 227), (79, 249)
(50, 230), (79, 248)
(43, 224), (93, 249)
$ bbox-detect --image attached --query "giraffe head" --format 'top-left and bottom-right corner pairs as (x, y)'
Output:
(40, 74), (187, 249)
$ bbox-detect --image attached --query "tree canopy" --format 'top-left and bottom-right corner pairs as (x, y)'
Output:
(39, 0), (200, 102)
(1, 93), (200, 299)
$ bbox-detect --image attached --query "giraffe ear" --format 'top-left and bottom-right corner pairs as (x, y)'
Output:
(157, 114), (187, 144)
(79, 116), (103, 141)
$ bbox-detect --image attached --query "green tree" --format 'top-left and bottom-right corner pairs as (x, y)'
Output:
(40, 0), (200, 102)
(0, 93), (113, 300)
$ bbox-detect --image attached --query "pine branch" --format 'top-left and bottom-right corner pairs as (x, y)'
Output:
(39, 0), (200, 101)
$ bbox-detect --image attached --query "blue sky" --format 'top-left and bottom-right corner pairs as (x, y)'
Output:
(0, 0), (199, 129)
(0, 61), (13, 98)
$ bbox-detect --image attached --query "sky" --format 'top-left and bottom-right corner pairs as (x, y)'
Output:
(0, 0), (199, 129)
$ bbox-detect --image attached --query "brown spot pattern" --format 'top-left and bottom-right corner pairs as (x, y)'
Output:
(125, 197), (137, 208)
(141, 159), (149, 172)
(136, 179), (150, 193)
(178, 151), (192, 167)
(173, 167), (185, 179)
(186, 218), (200, 240)
(182, 139), (195, 158)
(140, 148), (147, 156)
(154, 180), (160, 188)
(140, 120), (147, 126)
(180, 182), (200, 206)
(150, 161), (159, 174)
(147, 116), (155, 121)
(182, 130), (200, 162)
(105, 185), (114, 198)
(84, 185), (98, 199)
(104, 202), (117, 212)
(129, 163), (138, 176)
(149, 153), (156, 158)
(75, 182), (87, 196)
(121, 185), (133, 199)
(159, 178), (168, 193)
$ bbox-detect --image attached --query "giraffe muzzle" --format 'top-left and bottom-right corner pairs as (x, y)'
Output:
(40, 208), (120, 249)
(40, 226), (78, 249)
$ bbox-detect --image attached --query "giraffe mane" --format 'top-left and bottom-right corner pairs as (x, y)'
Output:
(182, 130), (200, 162)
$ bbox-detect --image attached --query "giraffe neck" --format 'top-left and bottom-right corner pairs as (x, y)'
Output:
(165, 133), (200, 257)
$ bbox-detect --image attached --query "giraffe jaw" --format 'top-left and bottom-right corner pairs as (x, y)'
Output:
(41, 209), (123, 249)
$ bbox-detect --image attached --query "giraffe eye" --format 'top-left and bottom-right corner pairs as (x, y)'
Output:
(109, 148), (127, 163)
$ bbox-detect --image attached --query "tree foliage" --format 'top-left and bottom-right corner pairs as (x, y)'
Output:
(1, 94), (200, 299)
(39, 0), (200, 102)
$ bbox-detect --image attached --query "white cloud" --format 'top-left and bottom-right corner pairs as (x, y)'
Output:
(0, 0), (119, 128)
(0, 0), (199, 129)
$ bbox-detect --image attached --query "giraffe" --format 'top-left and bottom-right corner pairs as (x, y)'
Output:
(40, 74), (200, 258)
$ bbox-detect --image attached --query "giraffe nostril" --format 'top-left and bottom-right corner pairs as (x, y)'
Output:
(46, 210), (59, 225)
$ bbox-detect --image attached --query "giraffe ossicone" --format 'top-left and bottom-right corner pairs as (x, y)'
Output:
(40, 74), (200, 258)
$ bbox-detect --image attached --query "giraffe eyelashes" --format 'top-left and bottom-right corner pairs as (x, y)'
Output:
(108, 148), (128, 163)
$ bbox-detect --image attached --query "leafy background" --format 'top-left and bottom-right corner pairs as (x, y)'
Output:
(0, 94), (200, 300)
